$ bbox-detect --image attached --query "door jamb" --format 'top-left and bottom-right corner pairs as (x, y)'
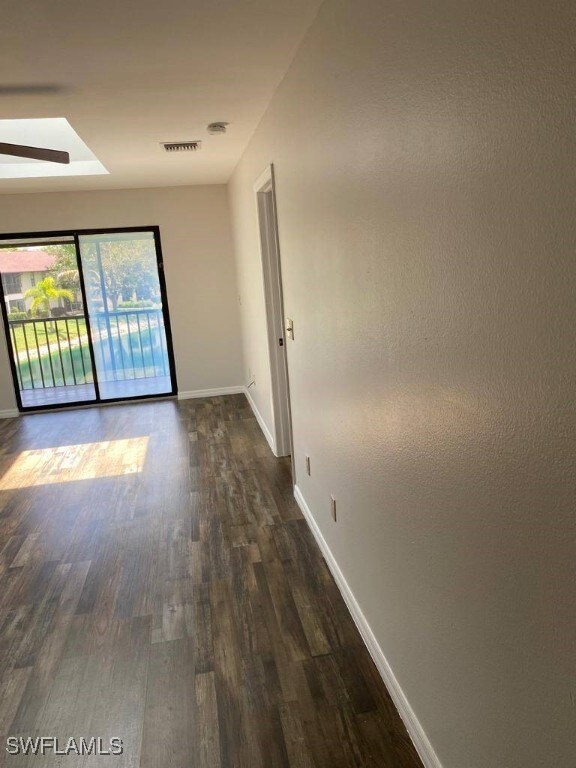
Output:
(254, 164), (293, 459)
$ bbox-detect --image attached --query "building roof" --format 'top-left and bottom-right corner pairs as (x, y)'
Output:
(0, 250), (56, 274)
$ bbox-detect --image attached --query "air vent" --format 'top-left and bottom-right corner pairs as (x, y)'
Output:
(161, 141), (201, 153)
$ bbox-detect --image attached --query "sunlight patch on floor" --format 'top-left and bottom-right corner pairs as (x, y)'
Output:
(0, 437), (149, 489)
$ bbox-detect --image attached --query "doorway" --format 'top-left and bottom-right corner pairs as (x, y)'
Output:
(0, 226), (177, 411)
(255, 164), (293, 458)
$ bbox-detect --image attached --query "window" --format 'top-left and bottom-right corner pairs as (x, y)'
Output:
(2, 274), (22, 294)
(0, 227), (176, 411)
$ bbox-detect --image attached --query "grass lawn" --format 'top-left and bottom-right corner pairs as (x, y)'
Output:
(10, 318), (88, 352)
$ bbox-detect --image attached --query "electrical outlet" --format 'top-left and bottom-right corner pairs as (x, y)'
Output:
(331, 495), (337, 522)
(305, 455), (311, 475)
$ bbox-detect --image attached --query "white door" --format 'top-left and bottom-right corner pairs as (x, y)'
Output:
(255, 164), (293, 458)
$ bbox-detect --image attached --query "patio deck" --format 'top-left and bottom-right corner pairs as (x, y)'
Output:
(20, 375), (173, 409)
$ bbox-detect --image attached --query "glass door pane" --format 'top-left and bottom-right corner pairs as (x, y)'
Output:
(77, 231), (174, 401)
(0, 239), (96, 409)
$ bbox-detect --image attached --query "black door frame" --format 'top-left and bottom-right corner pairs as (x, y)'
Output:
(0, 225), (178, 412)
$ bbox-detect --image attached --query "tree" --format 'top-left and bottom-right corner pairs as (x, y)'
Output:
(47, 244), (79, 293)
(47, 240), (159, 311)
(85, 239), (158, 310)
(24, 277), (74, 317)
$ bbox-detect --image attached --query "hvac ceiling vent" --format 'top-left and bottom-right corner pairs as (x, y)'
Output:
(161, 140), (201, 153)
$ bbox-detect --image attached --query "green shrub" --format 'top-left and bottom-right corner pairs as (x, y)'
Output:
(8, 311), (28, 321)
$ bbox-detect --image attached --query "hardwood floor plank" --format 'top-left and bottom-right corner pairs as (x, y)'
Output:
(141, 638), (196, 768)
(10, 561), (91, 734)
(195, 671), (221, 768)
(0, 535), (25, 580)
(83, 615), (151, 768)
(192, 582), (214, 673)
(0, 666), (32, 767)
(278, 702), (315, 768)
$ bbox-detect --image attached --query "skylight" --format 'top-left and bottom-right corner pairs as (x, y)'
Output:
(0, 118), (108, 179)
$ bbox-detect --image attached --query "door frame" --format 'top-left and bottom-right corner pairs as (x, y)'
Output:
(0, 225), (178, 412)
(254, 164), (293, 458)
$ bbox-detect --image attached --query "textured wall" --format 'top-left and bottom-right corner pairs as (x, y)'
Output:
(228, 0), (576, 765)
(0, 185), (243, 409)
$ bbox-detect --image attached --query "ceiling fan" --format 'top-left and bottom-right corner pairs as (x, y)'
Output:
(0, 141), (69, 165)
(0, 83), (70, 164)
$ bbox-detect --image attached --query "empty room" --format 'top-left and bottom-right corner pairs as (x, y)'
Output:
(0, 1), (573, 767)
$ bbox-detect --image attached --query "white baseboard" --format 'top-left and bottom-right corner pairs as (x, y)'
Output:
(177, 386), (245, 401)
(293, 484), (442, 768)
(243, 387), (277, 456)
(0, 409), (19, 419)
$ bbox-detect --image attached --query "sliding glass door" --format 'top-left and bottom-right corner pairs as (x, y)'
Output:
(77, 231), (173, 401)
(0, 227), (176, 411)
(0, 235), (96, 409)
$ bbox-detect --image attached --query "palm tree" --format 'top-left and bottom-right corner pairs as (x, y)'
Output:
(24, 277), (74, 327)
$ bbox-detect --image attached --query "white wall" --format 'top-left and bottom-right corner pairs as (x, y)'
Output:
(228, 1), (576, 766)
(0, 185), (243, 409)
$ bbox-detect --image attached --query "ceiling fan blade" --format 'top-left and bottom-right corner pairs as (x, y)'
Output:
(0, 142), (70, 164)
(0, 85), (66, 96)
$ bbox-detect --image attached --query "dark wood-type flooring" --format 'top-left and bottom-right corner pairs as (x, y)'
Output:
(0, 394), (423, 767)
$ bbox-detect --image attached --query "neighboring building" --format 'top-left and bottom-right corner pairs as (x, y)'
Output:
(0, 250), (58, 314)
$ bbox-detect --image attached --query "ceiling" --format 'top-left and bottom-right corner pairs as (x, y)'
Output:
(0, 0), (321, 194)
